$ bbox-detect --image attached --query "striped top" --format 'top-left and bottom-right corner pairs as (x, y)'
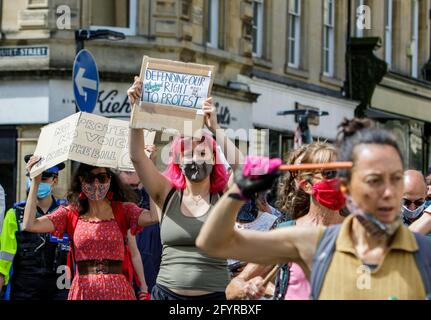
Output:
(318, 215), (426, 300)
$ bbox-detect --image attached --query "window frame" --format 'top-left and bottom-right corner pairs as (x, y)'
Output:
(90, 0), (137, 36)
(288, 0), (301, 69)
(411, 0), (419, 78)
(207, 0), (220, 48)
(384, 0), (393, 68)
(355, 0), (365, 38)
(323, 0), (335, 77)
(252, 0), (264, 58)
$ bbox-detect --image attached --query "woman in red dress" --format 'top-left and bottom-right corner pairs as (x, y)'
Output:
(22, 159), (159, 300)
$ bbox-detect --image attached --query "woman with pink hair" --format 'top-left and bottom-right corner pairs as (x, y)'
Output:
(128, 76), (241, 300)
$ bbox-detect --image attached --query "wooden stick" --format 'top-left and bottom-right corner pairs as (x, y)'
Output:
(262, 265), (280, 286)
(279, 161), (353, 172)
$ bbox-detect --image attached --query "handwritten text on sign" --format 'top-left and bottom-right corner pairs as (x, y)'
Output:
(30, 112), (155, 178)
(142, 69), (211, 109)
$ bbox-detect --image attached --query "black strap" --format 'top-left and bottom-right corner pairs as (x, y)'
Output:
(162, 188), (177, 216)
(310, 224), (341, 300)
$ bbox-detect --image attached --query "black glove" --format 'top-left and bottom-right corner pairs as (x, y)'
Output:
(230, 156), (282, 200)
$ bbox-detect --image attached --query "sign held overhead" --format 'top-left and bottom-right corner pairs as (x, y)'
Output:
(130, 56), (215, 136)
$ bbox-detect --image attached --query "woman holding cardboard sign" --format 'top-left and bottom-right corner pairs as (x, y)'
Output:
(128, 76), (241, 300)
(22, 159), (159, 300)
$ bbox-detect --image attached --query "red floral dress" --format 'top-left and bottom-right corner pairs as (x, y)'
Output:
(47, 203), (143, 300)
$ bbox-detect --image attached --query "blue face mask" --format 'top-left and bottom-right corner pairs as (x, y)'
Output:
(26, 178), (53, 199)
(237, 200), (258, 223)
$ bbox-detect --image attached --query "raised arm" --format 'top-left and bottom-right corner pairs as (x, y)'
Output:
(196, 184), (320, 269)
(22, 156), (55, 233)
(410, 210), (431, 235)
(203, 98), (243, 172)
(128, 77), (172, 208)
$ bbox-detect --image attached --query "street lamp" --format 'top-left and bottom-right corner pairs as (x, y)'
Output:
(75, 29), (126, 54)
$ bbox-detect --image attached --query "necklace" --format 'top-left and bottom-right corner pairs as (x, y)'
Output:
(189, 192), (210, 206)
(192, 194), (202, 206)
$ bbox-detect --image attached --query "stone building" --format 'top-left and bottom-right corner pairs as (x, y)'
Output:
(0, 0), (430, 207)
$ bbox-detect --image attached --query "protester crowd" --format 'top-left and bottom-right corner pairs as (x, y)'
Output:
(1, 77), (431, 300)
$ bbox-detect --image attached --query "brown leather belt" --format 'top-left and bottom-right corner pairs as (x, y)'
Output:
(77, 260), (123, 275)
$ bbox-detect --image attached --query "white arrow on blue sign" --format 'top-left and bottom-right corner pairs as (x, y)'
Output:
(73, 49), (99, 113)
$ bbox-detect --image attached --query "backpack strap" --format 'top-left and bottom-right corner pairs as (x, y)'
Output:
(310, 224), (342, 300)
(413, 233), (431, 299)
(273, 220), (296, 300)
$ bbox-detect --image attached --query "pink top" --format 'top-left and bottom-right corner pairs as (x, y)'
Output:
(284, 262), (311, 300)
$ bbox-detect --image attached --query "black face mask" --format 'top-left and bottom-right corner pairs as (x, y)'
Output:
(180, 162), (213, 182)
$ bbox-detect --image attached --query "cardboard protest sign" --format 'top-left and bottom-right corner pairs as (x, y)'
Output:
(130, 56), (215, 136)
(30, 112), (155, 178)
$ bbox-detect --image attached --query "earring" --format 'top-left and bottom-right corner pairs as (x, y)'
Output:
(79, 192), (86, 200)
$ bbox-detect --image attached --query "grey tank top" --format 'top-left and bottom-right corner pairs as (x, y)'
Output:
(156, 189), (229, 292)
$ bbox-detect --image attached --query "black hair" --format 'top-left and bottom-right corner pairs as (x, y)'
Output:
(68, 163), (137, 215)
(336, 118), (404, 181)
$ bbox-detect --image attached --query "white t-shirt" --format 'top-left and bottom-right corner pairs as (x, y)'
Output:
(227, 212), (278, 268)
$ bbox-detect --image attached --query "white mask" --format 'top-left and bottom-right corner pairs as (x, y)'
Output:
(402, 203), (426, 221)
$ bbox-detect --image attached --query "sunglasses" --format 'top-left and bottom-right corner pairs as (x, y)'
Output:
(300, 169), (338, 180)
(320, 170), (338, 179)
(41, 172), (57, 180)
(81, 172), (111, 184)
(402, 198), (425, 207)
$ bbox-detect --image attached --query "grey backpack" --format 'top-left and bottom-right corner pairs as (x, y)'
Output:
(310, 225), (431, 300)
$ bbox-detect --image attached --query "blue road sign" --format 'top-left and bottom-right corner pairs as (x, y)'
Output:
(73, 49), (99, 113)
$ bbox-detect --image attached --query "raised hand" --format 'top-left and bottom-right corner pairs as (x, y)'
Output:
(233, 156), (282, 200)
(127, 76), (143, 105)
(145, 144), (158, 164)
(25, 155), (42, 184)
(202, 97), (219, 133)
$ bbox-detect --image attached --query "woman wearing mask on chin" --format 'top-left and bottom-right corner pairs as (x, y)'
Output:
(127, 77), (241, 300)
(22, 160), (159, 300)
(197, 118), (431, 300)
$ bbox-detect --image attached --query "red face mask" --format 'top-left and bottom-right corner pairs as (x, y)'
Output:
(311, 178), (345, 211)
